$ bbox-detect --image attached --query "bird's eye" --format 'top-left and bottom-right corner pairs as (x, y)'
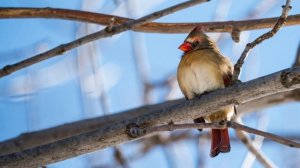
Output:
(192, 41), (199, 47)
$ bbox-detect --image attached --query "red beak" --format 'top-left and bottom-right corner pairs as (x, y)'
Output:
(178, 41), (192, 52)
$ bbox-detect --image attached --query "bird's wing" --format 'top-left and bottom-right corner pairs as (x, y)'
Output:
(221, 55), (233, 87)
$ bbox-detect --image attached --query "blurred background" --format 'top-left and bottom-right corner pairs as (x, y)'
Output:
(0, 0), (300, 167)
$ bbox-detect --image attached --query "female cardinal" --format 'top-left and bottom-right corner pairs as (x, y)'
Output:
(177, 26), (234, 157)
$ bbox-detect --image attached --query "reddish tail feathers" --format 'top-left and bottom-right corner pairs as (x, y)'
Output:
(210, 128), (231, 157)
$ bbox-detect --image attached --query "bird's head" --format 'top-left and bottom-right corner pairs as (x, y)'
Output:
(178, 26), (211, 53)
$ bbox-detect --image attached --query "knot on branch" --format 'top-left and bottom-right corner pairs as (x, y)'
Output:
(280, 70), (300, 88)
(126, 123), (146, 138)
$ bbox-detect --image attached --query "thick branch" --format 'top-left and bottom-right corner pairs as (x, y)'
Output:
(232, 0), (291, 81)
(1, 68), (300, 156)
(0, 0), (208, 78)
(237, 88), (300, 115)
(0, 68), (299, 167)
(1, 71), (300, 156)
(0, 7), (300, 33)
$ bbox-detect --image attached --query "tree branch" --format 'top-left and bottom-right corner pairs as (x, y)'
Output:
(238, 35), (300, 115)
(237, 88), (300, 115)
(235, 130), (276, 168)
(232, 0), (292, 82)
(128, 121), (300, 149)
(235, 117), (276, 168)
(230, 122), (300, 148)
(293, 42), (300, 67)
(0, 0), (208, 78)
(1, 67), (300, 156)
(0, 67), (299, 167)
(0, 7), (299, 33)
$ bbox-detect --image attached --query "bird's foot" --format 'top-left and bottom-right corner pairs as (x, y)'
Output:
(193, 117), (205, 132)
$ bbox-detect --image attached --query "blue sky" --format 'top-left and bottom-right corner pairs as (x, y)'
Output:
(0, 0), (300, 168)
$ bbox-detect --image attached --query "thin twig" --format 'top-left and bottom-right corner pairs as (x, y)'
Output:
(0, 7), (299, 33)
(229, 122), (300, 148)
(293, 42), (300, 67)
(128, 121), (300, 149)
(0, 0), (208, 78)
(232, 0), (292, 82)
(145, 122), (225, 135)
(235, 117), (276, 168)
(236, 130), (276, 168)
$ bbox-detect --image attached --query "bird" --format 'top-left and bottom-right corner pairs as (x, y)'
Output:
(177, 26), (234, 157)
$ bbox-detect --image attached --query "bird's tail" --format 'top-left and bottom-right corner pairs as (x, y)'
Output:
(210, 128), (230, 157)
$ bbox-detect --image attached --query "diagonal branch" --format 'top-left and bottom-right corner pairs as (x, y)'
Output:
(293, 42), (300, 67)
(232, 0), (292, 82)
(0, 7), (300, 33)
(235, 130), (277, 168)
(235, 117), (276, 168)
(0, 67), (299, 167)
(230, 122), (300, 148)
(238, 37), (300, 116)
(1, 67), (300, 156)
(0, 0), (208, 78)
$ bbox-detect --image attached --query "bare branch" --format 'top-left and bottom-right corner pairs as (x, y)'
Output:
(141, 122), (225, 135)
(114, 147), (130, 168)
(293, 42), (300, 67)
(0, 67), (299, 167)
(127, 120), (300, 149)
(128, 121), (300, 149)
(235, 117), (276, 168)
(230, 122), (300, 148)
(0, 0), (208, 78)
(235, 130), (276, 168)
(1, 67), (300, 156)
(237, 88), (300, 115)
(232, 0), (292, 82)
(238, 38), (300, 115)
(0, 7), (299, 33)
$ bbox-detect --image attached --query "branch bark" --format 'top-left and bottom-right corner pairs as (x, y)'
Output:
(237, 88), (300, 115)
(0, 0), (208, 78)
(0, 67), (300, 167)
(0, 7), (299, 33)
(1, 68), (300, 156)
